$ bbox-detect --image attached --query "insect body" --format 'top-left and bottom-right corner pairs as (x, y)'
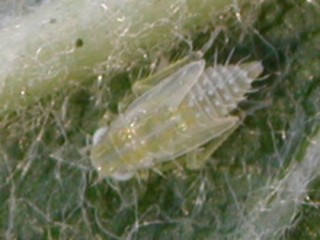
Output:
(91, 60), (263, 181)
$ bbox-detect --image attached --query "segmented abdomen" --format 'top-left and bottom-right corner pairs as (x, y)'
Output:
(183, 62), (262, 120)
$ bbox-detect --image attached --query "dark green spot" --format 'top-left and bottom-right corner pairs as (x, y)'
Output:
(75, 38), (84, 48)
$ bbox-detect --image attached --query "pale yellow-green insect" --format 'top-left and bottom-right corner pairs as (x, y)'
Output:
(91, 60), (263, 181)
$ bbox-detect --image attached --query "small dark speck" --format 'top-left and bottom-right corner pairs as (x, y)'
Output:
(49, 18), (57, 24)
(75, 38), (84, 48)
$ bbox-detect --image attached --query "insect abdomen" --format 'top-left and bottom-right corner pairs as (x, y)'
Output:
(185, 62), (263, 119)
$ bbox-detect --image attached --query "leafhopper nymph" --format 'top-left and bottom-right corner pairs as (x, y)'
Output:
(91, 60), (263, 181)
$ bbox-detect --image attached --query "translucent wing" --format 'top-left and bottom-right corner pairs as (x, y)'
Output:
(125, 60), (205, 116)
(169, 116), (239, 159)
